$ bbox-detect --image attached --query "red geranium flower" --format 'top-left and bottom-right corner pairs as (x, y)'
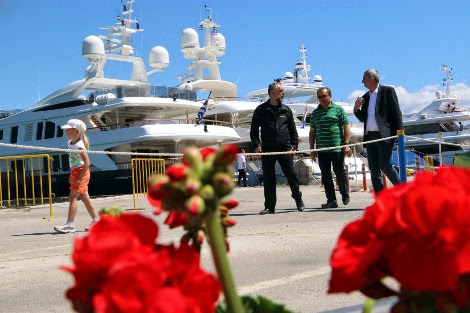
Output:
(329, 167), (470, 305)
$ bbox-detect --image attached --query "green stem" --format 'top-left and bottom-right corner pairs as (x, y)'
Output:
(362, 298), (375, 313)
(206, 208), (244, 313)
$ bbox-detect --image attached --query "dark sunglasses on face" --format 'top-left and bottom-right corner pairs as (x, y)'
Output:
(318, 94), (329, 99)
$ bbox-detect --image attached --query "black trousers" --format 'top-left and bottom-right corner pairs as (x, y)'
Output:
(318, 151), (349, 202)
(261, 154), (302, 210)
(237, 169), (247, 187)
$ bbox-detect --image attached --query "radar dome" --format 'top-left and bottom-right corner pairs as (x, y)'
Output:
(82, 35), (105, 60)
(181, 28), (199, 48)
(284, 72), (294, 79)
(210, 33), (226, 50)
(313, 75), (323, 83)
(149, 46), (170, 70)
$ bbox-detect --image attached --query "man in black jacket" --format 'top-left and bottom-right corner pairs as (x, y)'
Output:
(250, 82), (305, 214)
(354, 69), (403, 193)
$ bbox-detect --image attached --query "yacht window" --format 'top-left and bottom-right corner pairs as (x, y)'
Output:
(0, 129), (3, 141)
(36, 122), (44, 140)
(10, 126), (18, 144)
(57, 126), (64, 138)
(45, 121), (55, 139)
(61, 154), (70, 172)
(52, 155), (60, 172)
(25, 124), (34, 142)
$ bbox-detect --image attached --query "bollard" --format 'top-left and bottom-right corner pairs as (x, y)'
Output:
(362, 164), (367, 192)
(415, 156), (421, 172)
(382, 173), (388, 189)
(397, 130), (407, 183)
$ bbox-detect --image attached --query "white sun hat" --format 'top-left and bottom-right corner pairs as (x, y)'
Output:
(61, 119), (87, 132)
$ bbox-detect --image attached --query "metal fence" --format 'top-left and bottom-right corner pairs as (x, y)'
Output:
(0, 154), (54, 216)
(131, 158), (166, 210)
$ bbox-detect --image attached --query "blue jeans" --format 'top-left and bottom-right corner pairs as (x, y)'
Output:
(366, 136), (400, 193)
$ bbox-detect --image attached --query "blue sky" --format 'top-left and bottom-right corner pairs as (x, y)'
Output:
(2, 0), (470, 113)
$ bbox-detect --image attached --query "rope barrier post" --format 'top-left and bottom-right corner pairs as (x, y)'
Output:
(397, 130), (407, 183)
(415, 156), (420, 172)
(363, 164), (367, 191)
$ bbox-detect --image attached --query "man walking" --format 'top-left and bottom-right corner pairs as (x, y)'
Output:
(354, 69), (403, 193)
(310, 87), (352, 209)
(250, 82), (305, 214)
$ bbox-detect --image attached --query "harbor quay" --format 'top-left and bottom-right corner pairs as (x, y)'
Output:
(0, 183), (383, 313)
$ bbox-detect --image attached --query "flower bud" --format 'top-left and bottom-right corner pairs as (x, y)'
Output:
(212, 172), (234, 196)
(166, 164), (188, 182)
(185, 195), (206, 216)
(199, 185), (215, 201)
(182, 147), (203, 173)
(213, 144), (238, 166)
(200, 147), (217, 160)
(222, 216), (237, 227)
(220, 199), (239, 209)
(185, 178), (201, 195)
(99, 206), (124, 217)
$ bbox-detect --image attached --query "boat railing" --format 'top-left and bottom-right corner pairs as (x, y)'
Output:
(91, 117), (232, 131)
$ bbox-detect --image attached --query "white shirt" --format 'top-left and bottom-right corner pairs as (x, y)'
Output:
(68, 140), (86, 168)
(237, 154), (246, 170)
(366, 85), (380, 132)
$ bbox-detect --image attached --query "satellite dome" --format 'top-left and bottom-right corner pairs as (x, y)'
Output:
(82, 36), (105, 60)
(313, 74), (323, 83)
(284, 72), (294, 79)
(210, 33), (226, 50)
(149, 46), (169, 70)
(181, 28), (199, 48)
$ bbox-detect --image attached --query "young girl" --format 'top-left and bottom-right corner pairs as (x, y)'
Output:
(54, 119), (99, 233)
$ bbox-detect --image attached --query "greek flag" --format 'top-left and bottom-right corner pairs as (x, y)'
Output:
(301, 103), (308, 128)
(196, 92), (212, 126)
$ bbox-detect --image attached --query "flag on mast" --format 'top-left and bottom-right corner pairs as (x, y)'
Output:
(196, 92), (212, 126)
(301, 103), (308, 128)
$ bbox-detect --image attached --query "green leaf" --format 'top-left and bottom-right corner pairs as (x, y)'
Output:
(216, 295), (295, 313)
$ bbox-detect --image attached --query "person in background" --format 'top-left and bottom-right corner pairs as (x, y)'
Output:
(54, 119), (99, 233)
(354, 68), (403, 193)
(310, 87), (352, 209)
(250, 82), (305, 214)
(237, 148), (248, 187)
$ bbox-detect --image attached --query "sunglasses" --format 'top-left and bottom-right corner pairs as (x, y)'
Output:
(318, 94), (329, 99)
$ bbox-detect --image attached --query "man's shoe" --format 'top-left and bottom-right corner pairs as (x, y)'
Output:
(260, 208), (274, 215)
(295, 198), (305, 211)
(321, 200), (338, 209)
(342, 195), (350, 205)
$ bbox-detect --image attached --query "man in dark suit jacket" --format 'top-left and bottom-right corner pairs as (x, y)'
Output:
(354, 69), (403, 193)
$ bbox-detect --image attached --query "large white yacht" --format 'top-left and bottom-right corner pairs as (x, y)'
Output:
(247, 45), (363, 150)
(0, 0), (239, 196)
(402, 65), (470, 164)
(174, 12), (321, 151)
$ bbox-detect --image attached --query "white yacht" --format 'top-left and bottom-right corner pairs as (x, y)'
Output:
(247, 45), (363, 149)
(175, 12), (317, 151)
(402, 65), (470, 164)
(0, 0), (239, 196)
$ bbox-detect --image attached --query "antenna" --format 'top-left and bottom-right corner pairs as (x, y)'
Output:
(36, 62), (41, 101)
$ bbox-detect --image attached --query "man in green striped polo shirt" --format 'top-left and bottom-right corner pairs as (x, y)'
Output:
(309, 87), (352, 209)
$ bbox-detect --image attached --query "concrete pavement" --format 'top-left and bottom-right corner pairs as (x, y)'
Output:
(0, 182), (385, 313)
